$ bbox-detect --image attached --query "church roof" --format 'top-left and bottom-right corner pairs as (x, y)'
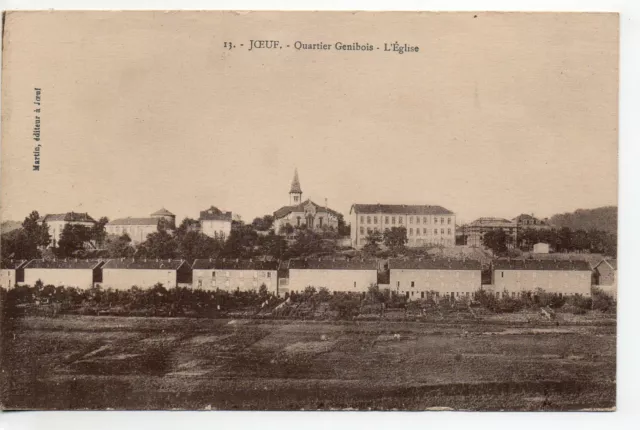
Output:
(290, 169), (302, 194)
(274, 199), (341, 219)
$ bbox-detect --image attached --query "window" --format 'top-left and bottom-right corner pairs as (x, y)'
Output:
(416, 229), (421, 236)
(411, 281), (415, 287)
(360, 227), (365, 234)
(423, 217), (428, 224)
(423, 228), (427, 234)
(456, 292), (460, 297)
(416, 217), (421, 224)
(385, 216), (389, 224)
(360, 216), (364, 224)
(354, 281), (357, 288)
(501, 272), (504, 278)
(447, 229), (451, 235)
(367, 216), (371, 224)
(441, 228), (445, 234)
(440, 217), (445, 223)
(411, 291), (414, 297)
(297, 217), (301, 226)
(267, 272), (271, 278)
(212, 271), (216, 277)
(434, 218), (438, 224)
(399, 217), (403, 224)
(434, 229), (438, 235)
(367, 227), (372, 234)
(373, 216), (378, 224)
(409, 216), (413, 224)
(392, 217), (396, 225)
(409, 228), (413, 236)
(198, 279), (203, 287)
(421, 292), (424, 298)
(319, 217), (323, 227)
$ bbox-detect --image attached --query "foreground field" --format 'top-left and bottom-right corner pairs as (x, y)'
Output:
(1, 314), (616, 410)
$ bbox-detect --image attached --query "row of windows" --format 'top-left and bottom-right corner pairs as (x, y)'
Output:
(196, 271), (272, 278)
(196, 279), (271, 288)
(360, 227), (452, 236)
(360, 215), (452, 225)
(499, 271), (587, 279)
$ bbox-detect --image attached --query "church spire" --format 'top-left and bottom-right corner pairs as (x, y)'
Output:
(289, 168), (303, 205)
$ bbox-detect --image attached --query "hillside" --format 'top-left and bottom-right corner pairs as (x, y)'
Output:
(548, 206), (617, 234)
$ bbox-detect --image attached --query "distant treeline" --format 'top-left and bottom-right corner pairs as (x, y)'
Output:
(549, 206), (617, 235)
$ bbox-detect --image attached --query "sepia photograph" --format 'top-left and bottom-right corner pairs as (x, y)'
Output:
(0, 10), (619, 411)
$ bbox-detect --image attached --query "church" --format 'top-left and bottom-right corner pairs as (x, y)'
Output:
(273, 169), (342, 233)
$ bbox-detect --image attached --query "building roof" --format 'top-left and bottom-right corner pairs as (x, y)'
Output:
(493, 259), (591, 271)
(288, 258), (377, 270)
(150, 208), (175, 217)
(274, 199), (342, 219)
(467, 217), (517, 228)
(102, 258), (188, 270)
(192, 259), (279, 271)
(594, 258), (617, 271)
(290, 168), (302, 194)
(389, 258), (482, 270)
(24, 259), (104, 270)
(39, 212), (96, 223)
(199, 206), (233, 221)
(0, 259), (28, 270)
(107, 217), (160, 226)
(350, 204), (454, 215)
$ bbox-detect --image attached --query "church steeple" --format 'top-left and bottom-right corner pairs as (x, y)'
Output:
(289, 168), (303, 205)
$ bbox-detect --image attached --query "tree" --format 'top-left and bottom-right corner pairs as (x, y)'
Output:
(383, 226), (408, 250)
(258, 231), (288, 259)
(105, 233), (136, 258)
(56, 224), (92, 257)
(337, 215), (351, 237)
(571, 229), (590, 252)
(175, 218), (200, 240)
(220, 223), (259, 259)
(362, 230), (382, 255)
(278, 223), (295, 235)
(137, 230), (178, 259)
(556, 227), (573, 252)
(482, 229), (508, 255)
(90, 217), (109, 248)
(285, 228), (324, 258)
(177, 231), (223, 262)
(251, 215), (275, 231)
(22, 211), (51, 248)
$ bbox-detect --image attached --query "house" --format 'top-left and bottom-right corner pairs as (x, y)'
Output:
(533, 242), (550, 254)
(101, 258), (191, 290)
(273, 169), (341, 233)
(388, 258), (482, 301)
(287, 257), (378, 294)
(199, 206), (233, 240)
(191, 258), (279, 293)
(105, 208), (176, 244)
(0, 259), (28, 288)
(350, 204), (456, 249)
(23, 259), (105, 289)
(512, 214), (551, 230)
(463, 217), (518, 248)
(38, 212), (97, 248)
(491, 259), (592, 298)
(592, 258), (617, 299)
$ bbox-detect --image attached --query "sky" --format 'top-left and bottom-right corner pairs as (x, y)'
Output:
(1, 12), (618, 226)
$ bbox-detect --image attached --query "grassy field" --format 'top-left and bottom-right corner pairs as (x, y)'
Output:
(0, 314), (616, 411)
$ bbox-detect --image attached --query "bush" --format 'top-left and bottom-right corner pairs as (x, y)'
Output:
(591, 287), (616, 313)
(328, 293), (361, 319)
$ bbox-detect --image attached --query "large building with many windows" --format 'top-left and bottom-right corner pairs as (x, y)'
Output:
(349, 204), (456, 249)
(105, 208), (176, 244)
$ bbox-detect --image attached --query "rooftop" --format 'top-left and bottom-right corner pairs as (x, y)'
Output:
(24, 259), (104, 270)
(493, 259), (591, 271)
(288, 258), (377, 270)
(389, 258), (482, 270)
(199, 206), (233, 221)
(107, 217), (160, 226)
(150, 208), (175, 217)
(39, 212), (97, 223)
(350, 204), (454, 215)
(0, 259), (29, 270)
(274, 199), (341, 219)
(102, 258), (188, 270)
(192, 259), (279, 271)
